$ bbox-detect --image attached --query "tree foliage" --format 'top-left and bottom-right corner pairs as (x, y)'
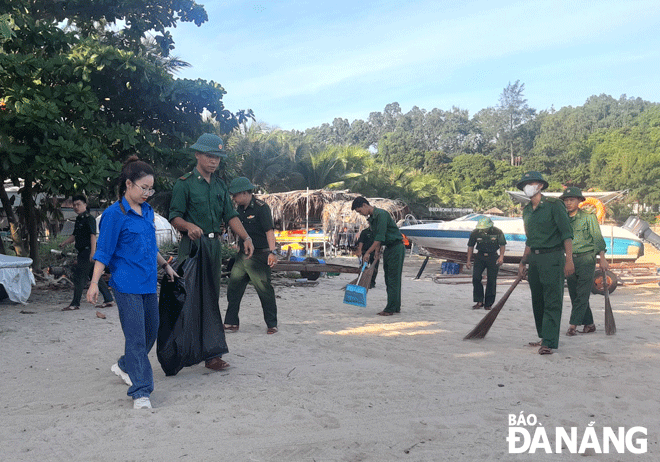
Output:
(0, 0), (253, 263)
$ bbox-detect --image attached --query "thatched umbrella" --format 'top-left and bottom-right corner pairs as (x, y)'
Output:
(484, 207), (504, 216)
(321, 198), (410, 235)
(258, 189), (358, 230)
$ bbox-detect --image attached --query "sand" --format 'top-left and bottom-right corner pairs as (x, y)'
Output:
(1, 255), (659, 461)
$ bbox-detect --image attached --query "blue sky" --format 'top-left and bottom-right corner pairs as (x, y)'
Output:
(168, 0), (660, 131)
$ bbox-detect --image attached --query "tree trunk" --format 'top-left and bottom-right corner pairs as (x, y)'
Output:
(0, 178), (28, 256)
(22, 176), (40, 268)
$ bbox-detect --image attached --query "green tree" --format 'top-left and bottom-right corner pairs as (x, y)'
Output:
(589, 106), (660, 203)
(497, 80), (536, 165)
(0, 0), (252, 264)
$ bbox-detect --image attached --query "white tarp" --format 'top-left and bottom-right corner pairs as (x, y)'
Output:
(96, 212), (179, 246)
(0, 254), (35, 304)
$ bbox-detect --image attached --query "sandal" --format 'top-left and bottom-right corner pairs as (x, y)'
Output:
(61, 305), (80, 311)
(96, 302), (114, 308)
(224, 324), (239, 333)
(566, 326), (578, 336)
(527, 341), (542, 347)
(267, 327), (278, 334)
(377, 311), (394, 316)
(472, 302), (484, 310)
(538, 346), (553, 355)
(582, 324), (596, 334)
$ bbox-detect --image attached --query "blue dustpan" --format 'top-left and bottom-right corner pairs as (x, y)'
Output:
(344, 262), (368, 307)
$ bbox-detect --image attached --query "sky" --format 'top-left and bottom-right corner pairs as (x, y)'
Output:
(167, 0), (660, 131)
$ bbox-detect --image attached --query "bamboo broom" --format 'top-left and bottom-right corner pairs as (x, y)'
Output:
(464, 274), (524, 340)
(603, 269), (617, 335)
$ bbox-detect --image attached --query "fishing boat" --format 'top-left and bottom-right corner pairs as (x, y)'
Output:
(400, 214), (644, 263)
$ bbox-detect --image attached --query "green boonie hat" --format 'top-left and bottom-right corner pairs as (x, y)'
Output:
(516, 171), (549, 191)
(476, 217), (494, 229)
(229, 177), (256, 195)
(190, 133), (226, 157)
(559, 186), (585, 201)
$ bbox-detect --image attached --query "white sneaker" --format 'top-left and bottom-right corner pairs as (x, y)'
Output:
(111, 363), (132, 386)
(133, 397), (152, 409)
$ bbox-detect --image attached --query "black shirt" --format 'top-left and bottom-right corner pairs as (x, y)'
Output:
(73, 211), (97, 252)
(467, 226), (507, 253)
(357, 228), (375, 256)
(237, 197), (274, 250)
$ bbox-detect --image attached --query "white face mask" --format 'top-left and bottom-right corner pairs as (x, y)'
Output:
(523, 184), (540, 197)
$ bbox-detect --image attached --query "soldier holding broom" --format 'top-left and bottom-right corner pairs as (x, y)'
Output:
(560, 187), (608, 336)
(352, 196), (404, 316)
(517, 172), (574, 355)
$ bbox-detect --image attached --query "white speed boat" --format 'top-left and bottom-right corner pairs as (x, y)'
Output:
(400, 214), (644, 263)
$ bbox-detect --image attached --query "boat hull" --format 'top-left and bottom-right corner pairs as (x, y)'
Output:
(400, 215), (644, 263)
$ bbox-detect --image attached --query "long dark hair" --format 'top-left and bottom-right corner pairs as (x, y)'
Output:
(118, 155), (154, 200)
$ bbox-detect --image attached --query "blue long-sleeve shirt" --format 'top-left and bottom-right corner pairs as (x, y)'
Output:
(94, 197), (158, 294)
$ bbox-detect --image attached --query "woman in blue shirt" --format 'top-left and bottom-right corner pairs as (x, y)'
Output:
(87, 156), (176, 410)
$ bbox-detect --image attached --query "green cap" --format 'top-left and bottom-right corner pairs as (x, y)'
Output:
(476, 217), (494, 229)
(190, 133), (226, 157)
(559, 186), (585, 201)
(229, 177), (256, 194)
(516, 171), (549, 191)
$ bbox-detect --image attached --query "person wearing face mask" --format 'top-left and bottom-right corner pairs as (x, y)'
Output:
(517, 171), (574, 355)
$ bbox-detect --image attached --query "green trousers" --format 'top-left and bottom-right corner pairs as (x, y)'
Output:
(383, 242), (405, 313)
(527, 250), (565, 349)
(566, 252), (596, 326)
(225, 252), (277, 328)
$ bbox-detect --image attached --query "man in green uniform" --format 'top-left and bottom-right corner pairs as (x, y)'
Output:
(465, 217), (506, 310)
(517, 171), (574, 355)
(224, 177), (279, 334)
(351, 196), (405, 316)
(169, 133), (254, 371)
(560, 187), (608, 336)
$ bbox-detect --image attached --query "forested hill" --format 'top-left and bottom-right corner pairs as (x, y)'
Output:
(302, 94), (659, 188)
(227, 85), (660, 220)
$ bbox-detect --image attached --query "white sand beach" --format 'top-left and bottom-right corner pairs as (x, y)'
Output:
(1, 254), (659, 461)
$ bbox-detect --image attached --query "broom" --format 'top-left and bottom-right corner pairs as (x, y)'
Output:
(464, 274), (524, 340)
(603, 269), (617, 335)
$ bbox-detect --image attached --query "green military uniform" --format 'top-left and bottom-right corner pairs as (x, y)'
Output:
(169, 167), (239, 288)
(522, 195), (573, 349)
(225, 195), (277, 329)
(566, 208), (606, 327)
(467, 224), (506, 307)
(357, 228), (379, 288)
(368, 207), (404, 313)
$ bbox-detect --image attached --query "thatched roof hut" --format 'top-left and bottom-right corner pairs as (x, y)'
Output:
(484, 207), (505, 216)
(321, 198), (410, 234)
(258, 189), (357, 230)
(257, 189), (410, 233)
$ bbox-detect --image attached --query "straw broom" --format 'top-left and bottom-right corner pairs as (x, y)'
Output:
(603, 269), (617, 335)
(464, 274), (524, 340)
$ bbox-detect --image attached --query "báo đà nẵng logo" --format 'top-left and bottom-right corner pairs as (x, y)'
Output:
(507, 412), (647, 454)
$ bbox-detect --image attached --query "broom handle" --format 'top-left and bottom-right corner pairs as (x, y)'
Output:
(490, 274), (524, 309)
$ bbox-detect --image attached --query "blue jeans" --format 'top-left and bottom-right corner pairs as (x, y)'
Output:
(113, 290), (159, 399)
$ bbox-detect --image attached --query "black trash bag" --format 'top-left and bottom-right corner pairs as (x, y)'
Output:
(157, 236), (228, 376)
